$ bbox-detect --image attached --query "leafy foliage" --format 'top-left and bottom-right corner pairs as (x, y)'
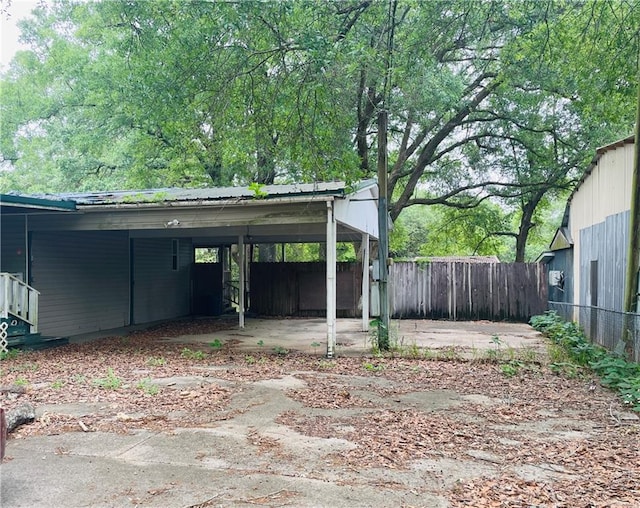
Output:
(531, 311), (640, 411)
(1, 1), (638, 260)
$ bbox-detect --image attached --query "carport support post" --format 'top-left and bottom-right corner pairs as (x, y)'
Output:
(326, 201), (337, 358)
(362, 233), (370, 332)
(238, 235), (245, 329)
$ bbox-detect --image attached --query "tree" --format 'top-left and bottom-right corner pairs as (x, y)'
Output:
(1, 0), (638, 262)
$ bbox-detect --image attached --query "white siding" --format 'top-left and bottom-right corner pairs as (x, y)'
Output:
(570, 142), (634, 304)
(132, 238), (192, 324)
(31, 231), (130, 337)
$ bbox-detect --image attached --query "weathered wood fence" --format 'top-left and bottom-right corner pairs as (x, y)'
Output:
(390, 261), (547, 322)
(250, 262), (362, 317)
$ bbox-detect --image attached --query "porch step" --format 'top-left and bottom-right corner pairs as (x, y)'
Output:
(7, 333), (69, 351)
(1, 317), (30, 337)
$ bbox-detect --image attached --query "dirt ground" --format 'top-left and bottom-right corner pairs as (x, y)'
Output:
(1, 318), (639, 507)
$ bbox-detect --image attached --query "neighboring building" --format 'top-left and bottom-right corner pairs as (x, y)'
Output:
(1, 182), (380, 357)
(541, 135), (637, 357)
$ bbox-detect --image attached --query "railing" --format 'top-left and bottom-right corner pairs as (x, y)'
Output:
(223, 280), (240, 308)
(548, 301), (640, 363)
(0, 273), (40, 333)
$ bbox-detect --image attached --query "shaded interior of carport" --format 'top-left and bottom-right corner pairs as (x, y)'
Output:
(3, 182), (379, 357)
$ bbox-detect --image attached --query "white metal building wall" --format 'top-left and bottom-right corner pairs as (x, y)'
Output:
(570, 142), (634, 306)
(31, 230), (130, 337)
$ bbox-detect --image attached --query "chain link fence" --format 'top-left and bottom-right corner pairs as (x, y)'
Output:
(548, 301), (640, 362)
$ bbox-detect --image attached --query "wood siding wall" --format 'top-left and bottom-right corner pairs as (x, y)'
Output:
(132, 238), (192, 324)
(250, 262), (362, 317)
(31, 231), (130, 337)
(578, 210), (629, 311)
(0, 216), (26, 277)
(390, 261), (548, 322)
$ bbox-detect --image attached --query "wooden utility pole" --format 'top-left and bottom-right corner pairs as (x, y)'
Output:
(377, 109), (390, 350)
(623, 80), (640, 356)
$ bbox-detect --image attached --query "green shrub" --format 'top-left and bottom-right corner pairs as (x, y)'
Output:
(530, 312), (640, 411)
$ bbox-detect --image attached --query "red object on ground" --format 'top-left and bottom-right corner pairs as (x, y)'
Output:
(0, 407), (6, 460)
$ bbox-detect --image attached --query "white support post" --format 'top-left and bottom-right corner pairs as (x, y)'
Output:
(326, 201), (337, 358)
(238, 235), (245, 329)
(361, 233), (370, 332)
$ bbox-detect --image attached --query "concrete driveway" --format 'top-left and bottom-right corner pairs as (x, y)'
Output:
(159, 317), (546, 356)
(1, 318), (568, 508)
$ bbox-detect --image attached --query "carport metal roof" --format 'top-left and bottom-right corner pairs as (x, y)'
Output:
(2, 181), (381, 356)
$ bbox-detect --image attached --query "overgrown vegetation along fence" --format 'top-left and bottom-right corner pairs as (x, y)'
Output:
(390, 261), (547, 322)
(548, 301), (640, 363)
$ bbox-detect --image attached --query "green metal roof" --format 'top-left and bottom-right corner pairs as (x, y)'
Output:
(0, 193), (77, 212)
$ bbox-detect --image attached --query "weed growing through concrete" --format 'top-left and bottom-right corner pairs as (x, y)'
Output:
(92, 368), (122, 389)
(209, 339), (223, 349)
(181, 348), (207, 360)
(147, 356), (167, 367)
(136, 377), (159, 395)
(272, 346), (289, 356)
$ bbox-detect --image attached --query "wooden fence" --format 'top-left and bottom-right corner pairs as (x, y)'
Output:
(250, 262), (362, 317)
(390, 261), (547, 322)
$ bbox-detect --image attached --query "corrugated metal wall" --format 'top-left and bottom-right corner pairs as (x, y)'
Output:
(0, 215), (26, 277)
(132, 238), (192, 324)
(31, 231), (130, 337)
(390, 261), (547, 322)
(578, 210), (629, 311)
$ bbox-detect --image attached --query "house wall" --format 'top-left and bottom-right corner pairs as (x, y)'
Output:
(0, 215), (27, 278)
(31, 231), (130, 337)
(570, 142), (634, 306)
(131, 238), (193, 324)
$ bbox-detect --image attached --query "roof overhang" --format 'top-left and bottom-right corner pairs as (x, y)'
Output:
(7, 182), (381, 243)
(0, 194), (77, 213)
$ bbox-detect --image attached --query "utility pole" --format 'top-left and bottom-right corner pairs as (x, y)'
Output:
(623, 80), (640, 356)
(377, 109), (390, 350)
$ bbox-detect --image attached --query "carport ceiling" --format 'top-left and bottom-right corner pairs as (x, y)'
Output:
(18, 181), (380, 244)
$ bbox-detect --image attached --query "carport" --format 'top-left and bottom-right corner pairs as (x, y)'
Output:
(1, 182), (380, 357)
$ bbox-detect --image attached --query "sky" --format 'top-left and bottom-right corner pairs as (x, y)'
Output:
(0, 0), (41, 70)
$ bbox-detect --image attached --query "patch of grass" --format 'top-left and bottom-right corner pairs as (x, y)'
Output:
(181, 348), (207, 360)
(437, 346), (461, 361)
(272, 346), (289, 356)
(51, 379), (65, 389)
(257, 340), (264, 347)
(147, 356), (167, 367)
(317, 359), (336, 370)
(500, 360), (524, 378)
(136, 377), (159, 396)
(244, 355), (256, 365)
(0, 348), (21, 361)
(91, 368), (123, 390)
(14, 376), (29, 387)
(9, 361), (38, 373)
(71, 374), (87, 384)
(362, 361), (384, 372)
(209, 339), (223, 350)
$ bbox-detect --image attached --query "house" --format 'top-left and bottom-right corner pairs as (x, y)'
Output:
(0, 182), (380, 357)
(542, 135), (638, 358)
